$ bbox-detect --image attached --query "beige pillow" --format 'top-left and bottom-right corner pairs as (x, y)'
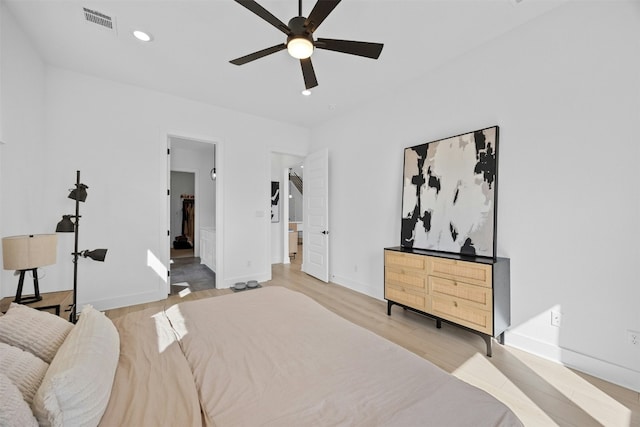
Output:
(0, 303), (73, 363)
(0, 373), (38, 427)
(0, 342), (49, 405)
(33, 305), (120, 427)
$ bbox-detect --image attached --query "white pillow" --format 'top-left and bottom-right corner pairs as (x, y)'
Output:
(0, 342), (49, 405)
(0, 373), (38, 427)
(0, 303), (73, 363)
(33, 305), (120, 427)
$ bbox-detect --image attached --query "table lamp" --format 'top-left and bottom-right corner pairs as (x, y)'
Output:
(2, 234), (57, 303)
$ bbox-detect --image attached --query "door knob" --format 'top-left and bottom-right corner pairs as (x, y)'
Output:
(321, 230), (329, 235)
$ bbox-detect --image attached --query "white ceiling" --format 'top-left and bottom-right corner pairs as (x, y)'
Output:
(4, 0), (564, 128)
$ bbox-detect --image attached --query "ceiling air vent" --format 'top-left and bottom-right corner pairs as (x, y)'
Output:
(83, 7), (116, 32)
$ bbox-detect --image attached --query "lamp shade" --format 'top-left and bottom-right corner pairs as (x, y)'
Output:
(68, 184), (88, 202)
(81, 249), (107, 262)
(56, 215), (75, 232)
(2, 234), (57, 270)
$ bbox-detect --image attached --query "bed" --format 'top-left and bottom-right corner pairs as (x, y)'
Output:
(0, 286), (523, 427)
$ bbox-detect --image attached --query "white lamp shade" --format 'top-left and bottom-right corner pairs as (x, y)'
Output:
(2, 234), (57, 270)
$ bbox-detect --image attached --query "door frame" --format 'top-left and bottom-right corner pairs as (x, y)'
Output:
(166, 134), (223, 294)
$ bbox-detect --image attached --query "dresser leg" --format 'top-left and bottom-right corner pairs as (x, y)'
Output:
(483, 335), (493, 357)
(387, 300), (392, 316)
(436, 319), (442, 329)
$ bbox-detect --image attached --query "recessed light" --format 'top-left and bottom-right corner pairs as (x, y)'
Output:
(301, 89), (312, 96)
(133, 30), (152, 42)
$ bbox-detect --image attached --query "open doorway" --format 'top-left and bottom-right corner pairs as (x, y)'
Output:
(168, 137), (217, 294)
(170, 171), (195, 258)
(288, 163), (303, 267)
(270, 152), (304, 270)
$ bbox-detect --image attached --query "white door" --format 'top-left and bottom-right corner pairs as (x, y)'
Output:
(303, 149), (329, 282)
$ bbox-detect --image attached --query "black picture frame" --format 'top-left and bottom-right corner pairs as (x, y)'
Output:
(400, 126), (499, 258)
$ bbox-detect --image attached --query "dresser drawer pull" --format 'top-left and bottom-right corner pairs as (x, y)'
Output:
(453, 301), (458, 307)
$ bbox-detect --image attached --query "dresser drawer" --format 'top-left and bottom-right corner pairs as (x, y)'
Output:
(385, 266), (427, 292)
(384, 282), (428, 312)
(429, 276), (491, 311)
(385, 250), (428, 271)
(431, 294), (493, 335)
(428, 257), (492, 288)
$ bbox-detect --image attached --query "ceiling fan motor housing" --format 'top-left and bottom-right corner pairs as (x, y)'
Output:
(287, 16), (313, 43)
(286, 16), (314, 59)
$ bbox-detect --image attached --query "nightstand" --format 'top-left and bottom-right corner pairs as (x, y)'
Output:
(0, 290), (73, 321)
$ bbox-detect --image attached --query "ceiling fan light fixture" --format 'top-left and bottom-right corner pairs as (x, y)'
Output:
(287, 37), (313, 59)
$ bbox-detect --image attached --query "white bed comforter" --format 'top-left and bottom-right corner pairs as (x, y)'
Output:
(166, 286), (522, 427)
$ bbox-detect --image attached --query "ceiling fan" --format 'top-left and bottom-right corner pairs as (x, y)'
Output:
(229, 0), (384, 90)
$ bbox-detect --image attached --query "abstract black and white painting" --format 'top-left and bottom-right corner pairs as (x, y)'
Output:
(271, 181), (280, 223)
(401, 126), (498, 257)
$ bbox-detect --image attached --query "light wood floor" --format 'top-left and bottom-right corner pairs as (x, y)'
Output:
(106, 261), (640, 427)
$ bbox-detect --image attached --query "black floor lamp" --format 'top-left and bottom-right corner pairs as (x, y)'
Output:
(55, 170), (108, 323)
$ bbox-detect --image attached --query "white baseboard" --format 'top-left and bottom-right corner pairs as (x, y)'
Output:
(86, 289), (165, 313)
(330, 274), (384, 301)
(506, 331), (640, 393)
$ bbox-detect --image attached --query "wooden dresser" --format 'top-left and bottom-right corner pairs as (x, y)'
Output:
(384, 247), (510, 356)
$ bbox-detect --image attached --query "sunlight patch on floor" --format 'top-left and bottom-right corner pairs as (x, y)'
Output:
(453, 353), (557, 425)
(172, 282), (191, 298)
(509, 349), (632, 426)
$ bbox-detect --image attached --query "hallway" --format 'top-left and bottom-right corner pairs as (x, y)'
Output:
(170, 256), (216, 295)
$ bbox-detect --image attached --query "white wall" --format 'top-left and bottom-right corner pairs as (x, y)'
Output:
(310, 1), (640, 391)
(0, 3), (48, 298)
(38, 67), (309, 307)
(0, 4), (310, 306)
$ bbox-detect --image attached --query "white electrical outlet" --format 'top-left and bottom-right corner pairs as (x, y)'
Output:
(627, 330), (639, 346)
(551, 310), (561, 327)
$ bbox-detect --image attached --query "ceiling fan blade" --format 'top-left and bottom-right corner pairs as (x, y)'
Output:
(234, 0), (291, 35)
(300, 58), (318, 89)
(229, 44), (287, 65)
(304, 0), (341, 34)
(315, 38), (383, 59)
